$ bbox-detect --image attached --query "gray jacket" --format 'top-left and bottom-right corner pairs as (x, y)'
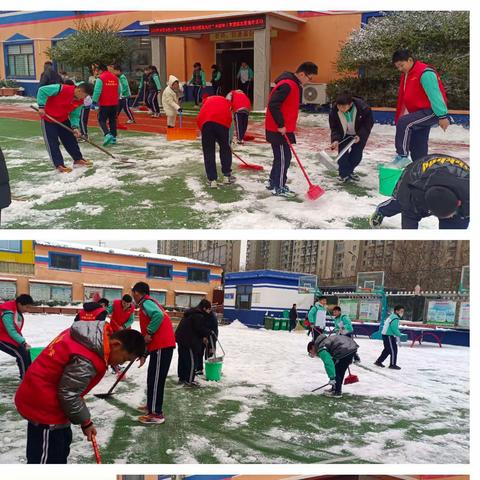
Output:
(57, 321), (107, 425)
(315, 333), (358, 361)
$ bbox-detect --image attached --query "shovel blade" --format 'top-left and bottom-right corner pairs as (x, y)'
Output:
(94, 393), (112, 399)
(307, 184), (325, 201)
(238, 163), (264, 171)
(317, 151), (337, 170)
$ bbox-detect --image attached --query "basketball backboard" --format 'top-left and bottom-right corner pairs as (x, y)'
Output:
(356, 271), (385, 293)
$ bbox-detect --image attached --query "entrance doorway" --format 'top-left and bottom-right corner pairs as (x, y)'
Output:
(216, 41), (254, 98)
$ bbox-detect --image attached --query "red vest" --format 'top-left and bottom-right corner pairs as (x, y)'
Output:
(44, 84), (84, 123)
(110, 299), (134, 332)
(15, 326), (108, 425)
(395, 61), (448, 123)
(98, 71), (119, 106)
(197, 96), (232, 130)
(78, 307), (106, 321)
(229, 90), (251, 113)
(139, 296), (176, 352)
(0, 300), (23, 346)
(265, 78), (300, 133)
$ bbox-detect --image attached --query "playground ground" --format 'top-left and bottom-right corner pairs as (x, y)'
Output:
(0, 98), (470, 229)
(0, 315), (469, 464)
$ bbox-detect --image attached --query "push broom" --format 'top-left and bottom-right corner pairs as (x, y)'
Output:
(231, 149), (264, 171)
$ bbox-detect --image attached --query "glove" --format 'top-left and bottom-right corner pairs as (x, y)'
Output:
(177, 108), (183, 113)
(328, 379), (336, 387)
(91, 102), (98, 110)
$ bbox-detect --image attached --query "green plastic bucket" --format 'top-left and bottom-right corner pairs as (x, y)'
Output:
(205, 359), (223, 381)
(29, 347), (45, 362)
(378, 164), (404, 196)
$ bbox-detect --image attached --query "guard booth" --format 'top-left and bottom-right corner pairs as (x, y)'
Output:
(223, 269), (316, 327)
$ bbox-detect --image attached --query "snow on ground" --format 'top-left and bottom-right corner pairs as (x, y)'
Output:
(0, 105), (469, 229)
(0, 315), (469, 464)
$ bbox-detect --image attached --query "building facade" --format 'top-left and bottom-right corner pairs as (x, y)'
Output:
(0, 240), (35, 299)
(0, 241), (223, 308)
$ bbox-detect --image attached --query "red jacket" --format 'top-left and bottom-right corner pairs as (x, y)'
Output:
(45, 84), (84, 124)
(98, 71), (119, 107)
(139, 296), (176, 352)
(197, 96), (232, 130)
(15, 327), (107, 425)
(78, 307), (106, 321)
(395, 61), (448, 123)
(265, 78), (300, 133)
(0, 300), (23, 346)
(229, 90), (251, 113)
(110, 299), (134, 332)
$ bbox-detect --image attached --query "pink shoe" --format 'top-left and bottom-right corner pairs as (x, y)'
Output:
(138, 413), (165, 424)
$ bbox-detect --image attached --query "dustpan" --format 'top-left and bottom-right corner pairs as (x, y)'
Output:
(344, 366), (359, 385)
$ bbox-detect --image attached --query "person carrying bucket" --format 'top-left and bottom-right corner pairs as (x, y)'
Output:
(264, 61), (319, 197)
(14, 321), (145, 463)
(370, 154), (469, 229)
(307, 333), (359, 398)
(328, 91), (374, 183)
(195, 306), (218, 375)
(175, 299), (213, 387)
(0, 294), (35, 379)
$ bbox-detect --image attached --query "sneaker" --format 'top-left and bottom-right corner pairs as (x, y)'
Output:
(138, 413), (166, 424)
(223, 175), (236, 185)
(374, 361), (385, 368)
(56, 165), (72, 173)
(264, 180), (274, 191)
(391, 155), (412, 169)
(111, 137), (117, 145)
(389, 365), (401, 370)
(103, 133), (114, 146)
(126, 120), (135, 124)
(195, 370), (204, 376)
(73, 159), (93, 167)
(323, 390), (343, 398)
(272, 187), (296, 198)
(337, 175), (351, 184)
(209, 180), (219, 189)
(136, 404), (148, 413)
(369, 211), (384, 228)
(183, 381), (200, 388)
(349, 172), (361, 181)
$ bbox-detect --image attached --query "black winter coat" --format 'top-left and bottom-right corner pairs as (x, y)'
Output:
(38, 67), (63, 88)
(0, 147), (11, 210)
(175, 307), (212, 353)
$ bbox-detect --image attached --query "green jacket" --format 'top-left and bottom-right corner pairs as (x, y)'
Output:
(141, 299), (164, 335)
(118, 74), (131, 98)
(420, 70), (448, 118)
(36, 84), (83, 129)
(190, 69), (206, 86)
(317, 349), (336, 380)
(105, 304), (135, 329)
(308, 303), (326, 327)
(334, 314), (353, 334)
(382, 313), (402, 337)
(1, 310), (26, 345)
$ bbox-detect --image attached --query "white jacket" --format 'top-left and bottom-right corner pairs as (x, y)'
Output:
(162, 75), (182, 116)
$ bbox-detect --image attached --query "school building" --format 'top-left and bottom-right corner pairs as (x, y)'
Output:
(0, 10), (381, 108)
(0, 240), (223, 307)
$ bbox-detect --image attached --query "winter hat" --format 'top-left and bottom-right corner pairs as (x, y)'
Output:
(425, 186), (459, 218)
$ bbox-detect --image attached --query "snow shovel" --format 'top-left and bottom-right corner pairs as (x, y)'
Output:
(91, 435), (102, 464)
(243, 134), (256, 141)
(231, 149), (264, 171)
(344, 366), (359, 385)
(30, 106), (136, 167)
(318, 137), (356, 170)
(166, 111), (197, 141)
(94, 358), (135, 399)
(284, 135), (325, 200)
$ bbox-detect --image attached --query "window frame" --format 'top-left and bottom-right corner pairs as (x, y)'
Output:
(187, 267), (210, 283)
(4, 40), (36, 79)
(146, 262), (173, 280)
(48, 251), (82, 272)
(0, 240), (22, 253)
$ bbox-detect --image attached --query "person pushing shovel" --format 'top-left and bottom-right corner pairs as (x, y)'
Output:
(36, 82), (94, 173)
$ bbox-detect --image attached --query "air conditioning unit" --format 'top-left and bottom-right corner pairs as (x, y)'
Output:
(302, 83), (327, 105)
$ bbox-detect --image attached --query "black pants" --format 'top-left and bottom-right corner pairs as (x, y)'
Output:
(117, 97), (135, 121)
(147, 347), (173, 415)
(289, 319), (297, 332)
(177, 344), (196, 383)
(334, 353), (355, 394)
(79, 107), (90, 137)
(0, 340), (31, 378)
(146, 90), (160, 114)
(377, 334), (398, 367)
(269, 143), (292, 189)
(234, 111), (249, 141)
(338, 140), (367, 178)
(26, 423), (72, 464)
(41, 119), (83, 168)
(312, 327), (324, 342)
(377, 198), (469, 229)
(239, 81), (252, 99)
(201, 121), (232, 181)
(98, 105), (117, 138)
(192, 85), (203, 105)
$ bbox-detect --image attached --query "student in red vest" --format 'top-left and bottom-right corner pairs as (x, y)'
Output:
(0, 294), (34, 379)
(226, 89), (252, 144)
(197, 94), (235, 189)
(265, 61), (319, 197)
(107, 295), (135, 331)
(73, 301), (108, 322)
(132, 282), (176, 425)
(92, 63), (120, 146)
(15, 321), (145, 463)
(36, 82), (94, 173)
(391, 49), (450, 168)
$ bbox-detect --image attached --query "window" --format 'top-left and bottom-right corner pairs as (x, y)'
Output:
(6, 43), (35, 77)
(30, 283), (72, 302)
(49, 252), (81, 271)
(84, 287), (122, 302)
(0, 281), (17, 301)
(235, 284), (253, 310)
(175, 293), (205, 308)
(0, 240), (22, 253)
(150, 291), (166, 305)
(147, 263), (172, 279)
(187, 268), (209, 283)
